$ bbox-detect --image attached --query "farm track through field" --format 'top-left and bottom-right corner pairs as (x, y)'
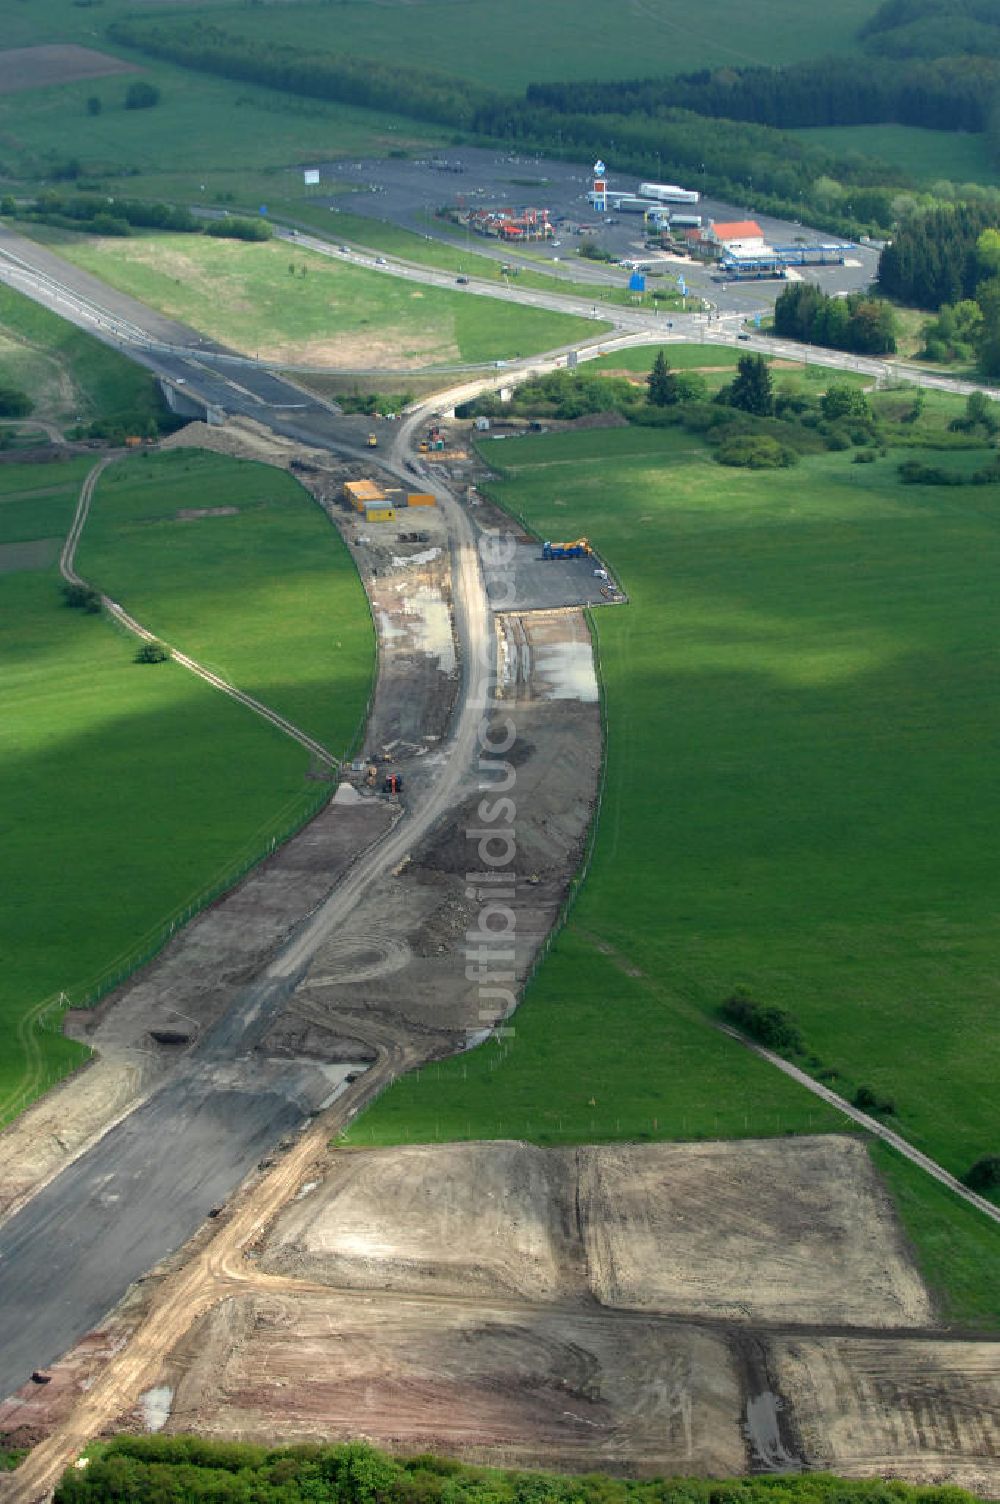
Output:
(717, 1026), (1000, 1227)
(60, 457), (339, 770)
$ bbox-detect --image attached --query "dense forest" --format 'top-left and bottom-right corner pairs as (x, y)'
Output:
(52, 1438), (992, 1504)
(877, 205), (995, 305)
(876, 206), (1000, 372)
(527, 1), (1000, 135)
(527, 56), (999, 134)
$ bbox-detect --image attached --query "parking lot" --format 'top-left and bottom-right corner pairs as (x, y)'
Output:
(317, 145), (880, 319)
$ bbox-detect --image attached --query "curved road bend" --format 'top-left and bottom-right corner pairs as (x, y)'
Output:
(0, 396), (493, 1408)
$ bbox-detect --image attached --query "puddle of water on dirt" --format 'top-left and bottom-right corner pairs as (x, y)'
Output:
(140, 1385), (173, 1433)
(535, 641), (598, 702)
(402, 586), (456, 674)
(392, 547), (441, 569)
(744, 1391), (800, 1471)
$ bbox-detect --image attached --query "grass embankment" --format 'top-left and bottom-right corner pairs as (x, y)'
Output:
(36, 230), (605, 367)
(0, 449), (373, 1126)
(52, 1436), (993, 1504)
(352, 405), (1000, 1323)
(0, 282), (168, 436)
(276, 205), (673, 311)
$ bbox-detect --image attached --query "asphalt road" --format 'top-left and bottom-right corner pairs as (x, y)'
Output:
(0, 281), (495, 1405)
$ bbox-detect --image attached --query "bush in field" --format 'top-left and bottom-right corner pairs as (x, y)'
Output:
(962, 1155), (1000, 1191)
(854, 1085), (896, 1116)
(721, 992), (804, 1053)
(61, 582), (102, 614)
(134, 640), (169, 664)
(204, 217), (272, 242)
(124, 81), (160, 110)
(821, 383), (872, 424)
(717, 433), (797, 468)
(898, 459), (966, 485)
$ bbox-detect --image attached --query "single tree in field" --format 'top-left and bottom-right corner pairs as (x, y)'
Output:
(647, 348), (678, 406)
(728, 353), (774, 416)
(125, 81), (160, 111)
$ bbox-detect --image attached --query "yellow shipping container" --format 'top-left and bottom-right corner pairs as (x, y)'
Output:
(344, 478), (386, 512)
(364, 505), (396, 523)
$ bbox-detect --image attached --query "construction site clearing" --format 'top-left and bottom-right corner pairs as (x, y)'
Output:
(115, 1139), (997, 1492)
(4, 415), (997, 1499)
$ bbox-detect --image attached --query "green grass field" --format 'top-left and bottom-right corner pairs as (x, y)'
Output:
(793, 124), (1000, 188)
(587, 344), (749, 373)
(203, 0), (877, 92)
(0, 0), (445, 200)
(351, 417), (1000, 1322)
(0, 449), (374, 1127)
(38, 229), (602, 366)
(78, 449), (374, 751)
(0, 283), (167, 434)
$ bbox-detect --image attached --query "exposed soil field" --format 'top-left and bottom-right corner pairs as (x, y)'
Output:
(772, 1335), (1000, 1490)
(161, 1290), (743, 1477)
(261, 1138), (930, 1327)
(0, 46), (135, 94)
(118, 1138), (997, 1490)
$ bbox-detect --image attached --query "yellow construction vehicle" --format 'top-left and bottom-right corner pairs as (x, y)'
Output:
(542, 537), (592, 560)
(367, 432), (378, 448)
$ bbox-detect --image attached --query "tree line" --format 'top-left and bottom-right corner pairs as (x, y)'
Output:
(9, 192), (271, 242)
(526, 54), (999, 134)
(53, 1436), (990, 1504)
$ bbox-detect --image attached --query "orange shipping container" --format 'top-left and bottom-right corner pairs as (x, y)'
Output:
(406, 492), (436, 507)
